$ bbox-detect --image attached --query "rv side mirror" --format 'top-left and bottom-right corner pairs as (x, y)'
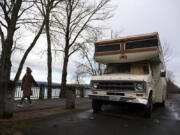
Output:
(160, 71), (166, 77)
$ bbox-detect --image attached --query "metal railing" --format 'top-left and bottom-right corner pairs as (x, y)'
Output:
(14, 84), (91, 100)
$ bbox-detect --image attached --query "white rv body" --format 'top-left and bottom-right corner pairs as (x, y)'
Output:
(89, 32), (167, 118)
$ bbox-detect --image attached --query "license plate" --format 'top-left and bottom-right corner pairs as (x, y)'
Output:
(109, 96), (120, 101)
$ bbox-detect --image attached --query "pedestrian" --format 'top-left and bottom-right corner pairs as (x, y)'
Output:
(17, 67), (38, 107)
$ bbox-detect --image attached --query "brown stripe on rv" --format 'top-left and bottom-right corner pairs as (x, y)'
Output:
(94, 51), (121, 56)
(95, 34), (158, 45)
(94, 48), (158, 56)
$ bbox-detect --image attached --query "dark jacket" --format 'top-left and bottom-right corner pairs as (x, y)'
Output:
(21, 73), (37, 96)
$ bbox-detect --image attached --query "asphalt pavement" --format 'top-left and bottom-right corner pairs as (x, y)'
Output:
(14, 98), (91, 112)
(1, 94), (180, 135)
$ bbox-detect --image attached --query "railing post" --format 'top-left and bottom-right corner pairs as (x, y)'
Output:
(65, 85), (76, 109)
(80, 87), (84, 98)
(39, 84), (45, 100)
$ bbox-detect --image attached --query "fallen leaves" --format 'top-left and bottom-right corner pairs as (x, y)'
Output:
(123, 124), (129, 128)
(89, 116), (94, 120)
(71, 117), (75, 121)
(13, 131), (23, 135)
(53, 121), (57, 128)
(153, 119), (160, 124)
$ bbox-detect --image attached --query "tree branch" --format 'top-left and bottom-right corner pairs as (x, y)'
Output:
(69, 0), (110, 47)
(53, 15), (66, 32)
(0, 1), (10, 25)
(0, 20), (7, 28)
(52, 49), (64, 53)
(14, 19), (46, 84)
(68, 45), (81, 57)
(0, 25), (5, 50)
(18, 3), (35, 19)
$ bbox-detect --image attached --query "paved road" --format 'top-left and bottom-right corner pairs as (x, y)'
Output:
(2, 94), (180, 135)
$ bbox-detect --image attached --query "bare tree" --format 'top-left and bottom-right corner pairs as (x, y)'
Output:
(35, 0), (63, 99)
(74, 45), (105, 84)
(52, 0), (113, 97)
(76, 44), (106, 76)
(73, 46), (106, 86)
(161, 40), (174, 65)
(13, 0), (47, 89)
(166, 70), (175, 82)
(74, 29), (124, 82)
(13, 20), (46, 87)
(72, 68), (85, 85)
(0, 0), (53, 118)
(110, 29), (124, 39)
(0, 0), (35, 118)
(161, 40), (175, 83)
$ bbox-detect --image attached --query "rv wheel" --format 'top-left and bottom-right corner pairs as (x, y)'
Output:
(92, 99), (102, 113)
(159, 100), (165, 107)
(144, 94), (153, 118)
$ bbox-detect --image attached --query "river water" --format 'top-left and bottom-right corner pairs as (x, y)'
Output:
(14, 86), (92, 100)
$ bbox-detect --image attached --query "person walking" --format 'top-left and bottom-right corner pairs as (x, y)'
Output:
(17, 67), (38, 107)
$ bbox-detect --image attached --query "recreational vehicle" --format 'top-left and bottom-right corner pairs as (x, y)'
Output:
(89, 32), (167, 118)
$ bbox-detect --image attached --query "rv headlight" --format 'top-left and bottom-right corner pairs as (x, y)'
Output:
(136, 83), (144, 91)
(92, 82), (98, 89)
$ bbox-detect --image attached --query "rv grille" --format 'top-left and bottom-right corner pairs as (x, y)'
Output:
(92, 81), (136, 91)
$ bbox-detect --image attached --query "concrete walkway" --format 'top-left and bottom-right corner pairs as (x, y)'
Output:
(14, 98), (91, 112)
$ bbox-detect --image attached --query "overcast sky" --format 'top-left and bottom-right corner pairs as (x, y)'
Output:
(11, 0), (180, 86)
(108, 0), (180, 86)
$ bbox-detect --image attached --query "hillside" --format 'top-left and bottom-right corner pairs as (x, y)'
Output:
(167, 80), (180, 94)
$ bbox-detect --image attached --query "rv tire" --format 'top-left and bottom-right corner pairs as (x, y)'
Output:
(144, 93), (153, 118)
(92, 99), (102, 113)
(159, 100), (165, 107)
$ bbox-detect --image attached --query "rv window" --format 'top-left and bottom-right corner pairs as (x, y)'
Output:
(130, 63), (149, 74)
(117, 63), (130, 73)
(104, 63), (149, 74)
(104, 63), (130, 74)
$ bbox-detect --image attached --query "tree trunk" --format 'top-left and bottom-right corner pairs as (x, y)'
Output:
(0, 38), (14, 118)
(46, 12), (52, 99)
(0, 0), (23, 118)
(60, 49), (69, 98)
(59, 1), (72, 98)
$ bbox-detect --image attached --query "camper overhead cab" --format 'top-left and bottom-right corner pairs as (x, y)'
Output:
(89, 32), (167, 118)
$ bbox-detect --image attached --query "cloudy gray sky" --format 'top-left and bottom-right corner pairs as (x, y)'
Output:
(11, 0), (180, 86)
(107, 0), (180, 86)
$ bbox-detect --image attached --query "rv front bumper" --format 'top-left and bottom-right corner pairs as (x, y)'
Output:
(89, 94), (148, 105)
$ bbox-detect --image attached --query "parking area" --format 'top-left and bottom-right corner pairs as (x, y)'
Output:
(0, 94), (180, 135)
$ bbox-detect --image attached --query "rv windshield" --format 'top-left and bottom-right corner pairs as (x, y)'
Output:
(104, 63), (149, 75)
